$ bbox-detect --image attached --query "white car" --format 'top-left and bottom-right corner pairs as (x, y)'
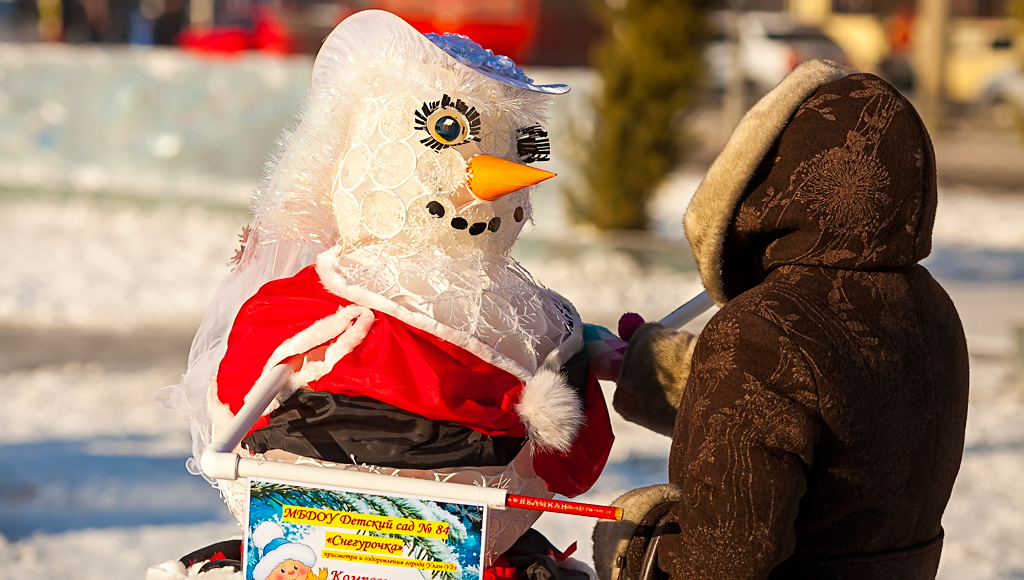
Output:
(976, 67), (1024, 128)
(706, 11), (850, 94)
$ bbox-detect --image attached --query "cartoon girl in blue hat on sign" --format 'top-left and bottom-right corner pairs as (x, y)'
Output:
(251, 521), (326, 580)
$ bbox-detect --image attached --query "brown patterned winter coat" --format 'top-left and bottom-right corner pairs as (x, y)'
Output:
(615, 61), (970, 579)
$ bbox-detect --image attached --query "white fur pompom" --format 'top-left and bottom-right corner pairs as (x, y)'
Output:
(516, 365), (583, 453)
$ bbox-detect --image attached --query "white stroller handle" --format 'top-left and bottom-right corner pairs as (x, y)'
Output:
(200, 363), (509, 509)
(657, 291), (716, 329)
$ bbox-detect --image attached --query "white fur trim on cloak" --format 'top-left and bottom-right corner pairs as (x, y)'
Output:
(684, 59), (856, 305)
(245, 304), (374, 414)
(205, 303), (373, 466)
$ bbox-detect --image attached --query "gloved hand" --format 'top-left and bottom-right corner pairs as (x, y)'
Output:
(582, 324), (628, 382)
(614, 323), (698, 437)
(592, 484), (683, 580)
(582, 313), (648, 382)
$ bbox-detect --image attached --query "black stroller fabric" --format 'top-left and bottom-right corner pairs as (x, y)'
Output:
(239, 349), (593, 470)
(241, 390), (527, 469)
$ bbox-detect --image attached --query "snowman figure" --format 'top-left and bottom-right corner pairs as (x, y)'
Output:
(159, 9), (612, 578)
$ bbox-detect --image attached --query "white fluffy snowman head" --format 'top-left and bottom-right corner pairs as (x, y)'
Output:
(252, 10), (565, 261)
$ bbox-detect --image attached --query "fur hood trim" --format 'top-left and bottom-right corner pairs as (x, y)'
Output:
(684, 59), (856, 305)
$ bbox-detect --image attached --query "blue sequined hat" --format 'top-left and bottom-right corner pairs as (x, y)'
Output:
(425, 32), (569, 95)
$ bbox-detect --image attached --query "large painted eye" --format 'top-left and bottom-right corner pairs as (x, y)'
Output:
(433, 115), (463, 142)
(414, 94), (481, 150)
(516, 125), (550, 163)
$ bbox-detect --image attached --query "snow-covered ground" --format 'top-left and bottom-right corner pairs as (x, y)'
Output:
(1, 175), (1023, 579)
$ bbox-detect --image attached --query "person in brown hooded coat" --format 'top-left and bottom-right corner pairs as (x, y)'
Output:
(592, 60), (970, 580)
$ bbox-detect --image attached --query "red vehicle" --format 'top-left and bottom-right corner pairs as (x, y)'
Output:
(178, 3), (292, 54)
(372, 0), (540, 64)
(177, 0), (568, 62)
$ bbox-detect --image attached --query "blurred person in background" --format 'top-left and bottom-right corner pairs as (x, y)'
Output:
(0, 0), (41, 40)
(0, 0), (129, 41)
(60, 0), (91, 42)
(153, 0), (183, 45)
(128, 0), (160, 44)
(880, 2), (916, 92)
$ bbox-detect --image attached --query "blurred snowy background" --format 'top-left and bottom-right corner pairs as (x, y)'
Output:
(0, 47), (1022, 579)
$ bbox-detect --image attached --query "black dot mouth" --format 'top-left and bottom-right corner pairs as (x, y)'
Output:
(442, 212), (506, 235)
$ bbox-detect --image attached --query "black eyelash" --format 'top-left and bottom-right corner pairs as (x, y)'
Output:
(516, 125), (550, 162)
(413, 94), (481, 150)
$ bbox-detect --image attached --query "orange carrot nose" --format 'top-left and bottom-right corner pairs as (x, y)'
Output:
(467, 154), (556, 201)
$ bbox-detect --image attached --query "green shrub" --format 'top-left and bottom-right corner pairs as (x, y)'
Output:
(570, 0), (716, 231)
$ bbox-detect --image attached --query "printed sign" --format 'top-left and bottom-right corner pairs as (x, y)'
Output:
(245, 478), (486, 580)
